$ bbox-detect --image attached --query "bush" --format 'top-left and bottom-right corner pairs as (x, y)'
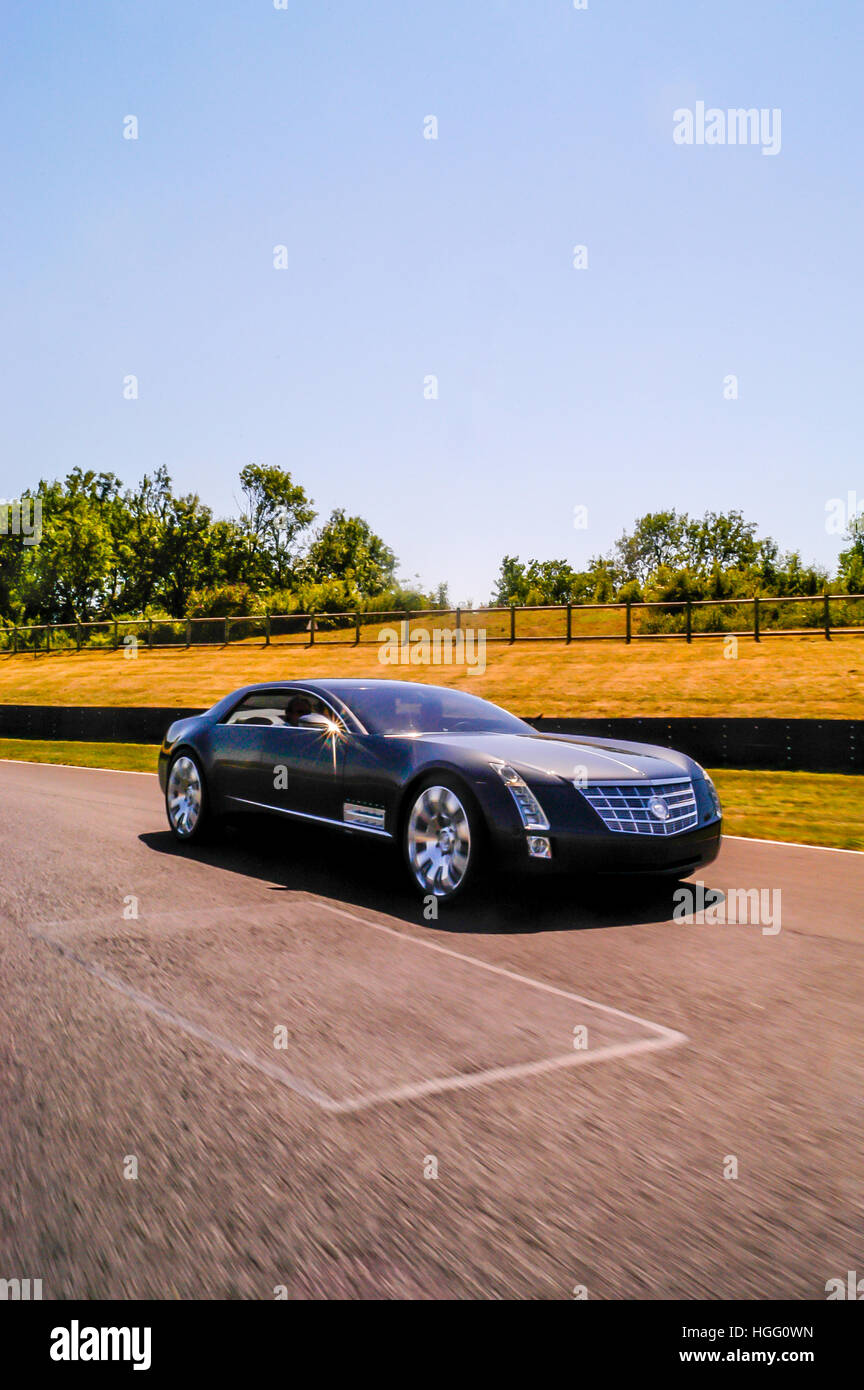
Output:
(186, 584), (264, 618)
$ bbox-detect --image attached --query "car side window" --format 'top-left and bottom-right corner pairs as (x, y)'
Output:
(223, 691), (334, 729)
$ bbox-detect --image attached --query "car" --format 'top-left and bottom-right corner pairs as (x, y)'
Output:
(158, 678), (722, 903)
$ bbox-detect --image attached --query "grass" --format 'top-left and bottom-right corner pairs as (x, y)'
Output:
(708, 769), (863, 852)
(0, 632), (862, 718)
(0, 738), (159, 773)
(0, 738), (860, 852)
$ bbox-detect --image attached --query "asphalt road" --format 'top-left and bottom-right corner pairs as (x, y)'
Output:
(1, 760), (862, 1299)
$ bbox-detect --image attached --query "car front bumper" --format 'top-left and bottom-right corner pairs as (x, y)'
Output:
(514, 817), (722, 877)
(485, 774), (722, 878)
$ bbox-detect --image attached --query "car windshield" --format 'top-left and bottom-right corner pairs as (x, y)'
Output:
(338, 685), (532, 736)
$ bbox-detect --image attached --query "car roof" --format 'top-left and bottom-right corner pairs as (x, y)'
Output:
(237, 678), (457, 697)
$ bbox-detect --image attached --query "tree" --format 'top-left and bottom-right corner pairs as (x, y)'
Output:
(156, 493), (217, 617)
(492, 555), (599, 605)
(613, 510), (690, 584)
(26, 473), (118, 621)
(613, 509), (781, 589)
(118, 466), (175, 613)
(838, 513), (864, 593)
(305, 509), (396, 596)
(686, 510), (762, 572)
(491, 556), (531, 606)
(239, 464), (315, 588)
(0, 464), (406, 623)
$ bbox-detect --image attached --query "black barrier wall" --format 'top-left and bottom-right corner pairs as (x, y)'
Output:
(0, 705), (861, 773)
(0, 705), (205, 745)
(530, 717), (862, 774)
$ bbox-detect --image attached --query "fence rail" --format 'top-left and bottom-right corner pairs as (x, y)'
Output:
(1, 593), (863, 653)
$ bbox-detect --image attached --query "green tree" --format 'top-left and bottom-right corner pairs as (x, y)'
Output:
(613, 510), (690, 584)
(492, 555), (598, 605)
(686, 510), (763, 572)
(26, 473), (118, 621)
(239, 464), (316, 588)
(491, 555), (531, 605)
(118, 466), (175, 613)
(838, 513), (864, 593)
(306, 509), (396, 596)
(156, 493), (217, 617)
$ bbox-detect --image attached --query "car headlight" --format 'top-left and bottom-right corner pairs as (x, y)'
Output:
(491, 761), (550, 831)
(703, 773), (722, 818)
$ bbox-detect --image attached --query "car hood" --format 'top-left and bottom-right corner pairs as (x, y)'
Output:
(415, 731), (693, 782)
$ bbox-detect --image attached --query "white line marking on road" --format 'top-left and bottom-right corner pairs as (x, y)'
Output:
(0, 758), (156, 776)
(28, 901), (688, 1114)
(725, 834), (863, 857)
(27, 928), (336, 1110)
(314, 899), (686, 1041)
(325, 1034), (686, 1115)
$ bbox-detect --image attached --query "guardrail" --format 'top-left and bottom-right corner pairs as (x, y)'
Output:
(1, 593), (864, 652)
(0, 706), (861, 773)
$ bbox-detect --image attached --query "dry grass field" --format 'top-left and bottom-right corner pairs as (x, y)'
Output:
(0, 631), (861, 718)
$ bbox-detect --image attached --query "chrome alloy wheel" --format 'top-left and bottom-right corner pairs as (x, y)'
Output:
(406, 785), (472, 898)
(167, 755), (203, 838)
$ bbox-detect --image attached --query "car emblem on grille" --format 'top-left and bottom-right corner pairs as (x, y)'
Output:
(648, 796), (669, 822)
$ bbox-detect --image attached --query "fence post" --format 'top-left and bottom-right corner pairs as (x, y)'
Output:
(148, 618), (153, 650)
(625, 600), (631, 644)
(265, 609), (271, 647)
(76, 621), (82, 651)
(510, 605), (516, 644)
(113, 618), (119, 650)
(824, 593), (831, 641)
(46, 623), (51, 652)
(185, 619), (191, 648)
(455, 606), (461, 631)
(754, 596), (760, 642)
(403, 610), (410, 651)
(309, 612), (316, 645)
(12, 624), (17, 654)
(355, 611), (361, 646)
(566, 602), (572, 644)
(685, 598), (692, 643)
(224, 616), (230, 646)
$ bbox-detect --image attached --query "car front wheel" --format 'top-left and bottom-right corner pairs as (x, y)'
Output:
(404, 780), (479, 902)
(165, 752), (212, 843)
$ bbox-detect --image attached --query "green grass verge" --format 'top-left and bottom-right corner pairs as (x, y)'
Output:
(0, 738), (159, 773)
(709, 768), (863, 852)
(0, 740), (859, 852)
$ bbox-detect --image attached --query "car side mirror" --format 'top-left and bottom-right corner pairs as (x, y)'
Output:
(297, 712), (336, 731)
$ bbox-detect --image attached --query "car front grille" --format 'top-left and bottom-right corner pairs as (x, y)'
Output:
(579, 777), (698, 836)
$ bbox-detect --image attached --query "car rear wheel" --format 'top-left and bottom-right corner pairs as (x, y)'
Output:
(166, 753), (212, 843)
(404, 779), (479, 902)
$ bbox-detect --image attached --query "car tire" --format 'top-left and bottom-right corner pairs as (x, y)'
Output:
(402, 775), (482, 904)
(165, 751), (214, 844)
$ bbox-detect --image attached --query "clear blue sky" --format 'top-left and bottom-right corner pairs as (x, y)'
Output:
(1, 0), (862, 602)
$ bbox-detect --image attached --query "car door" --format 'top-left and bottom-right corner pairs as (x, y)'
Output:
(209, 693), (286, 806)
(246, 689), (346, 822)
